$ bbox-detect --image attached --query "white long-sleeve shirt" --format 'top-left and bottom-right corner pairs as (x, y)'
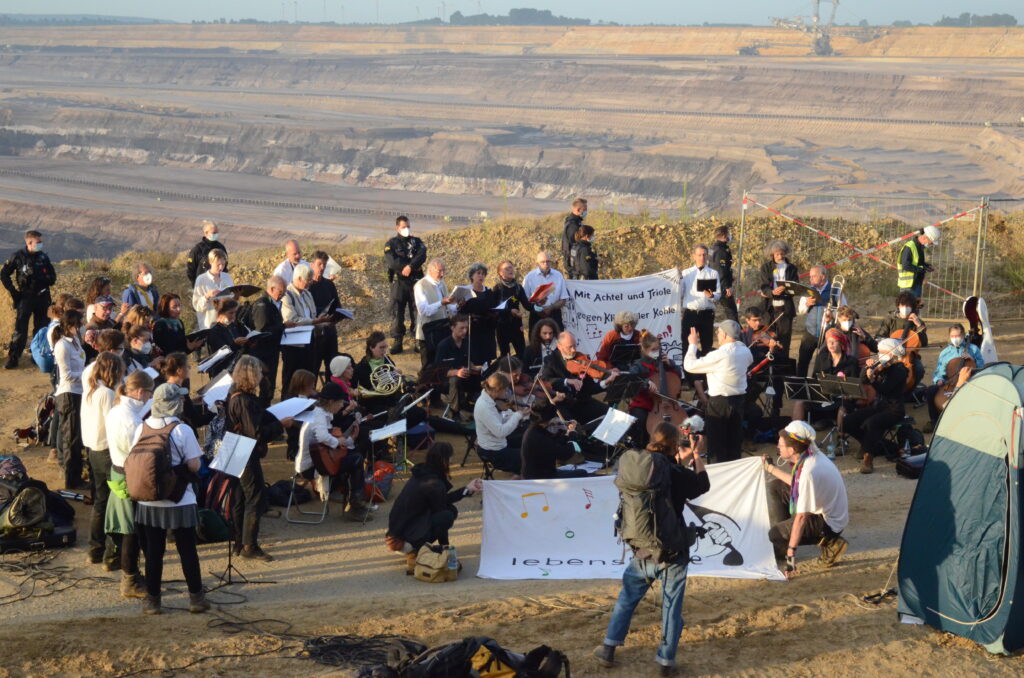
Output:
(473, 390), (524, 451)
(296, 406), (355, 474)
(81, 380), (116, 451)
(680, 265), (721, 312)
(53, 336), (85, 396)
(273, 258), (310, 286)
(683, 340), (752, 397)
(191, 270), (234, 330)
(105, 396), (149, 467)
(522, 267), (569, 311)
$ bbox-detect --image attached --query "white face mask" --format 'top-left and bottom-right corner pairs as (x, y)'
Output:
(141, 272), (153, 286)
(140, 342), (153, 354)
(208, 232), (219, 242)
(898, 306), (912, 318)
(399, 227), (410, 238)
(647, 350), (660, 359)
(951, 336), (963, 347)
(839, 320), (852, 332)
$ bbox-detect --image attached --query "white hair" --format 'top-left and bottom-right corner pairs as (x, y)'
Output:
(877, 337), (906, 359)
(292, 263), (311, 282)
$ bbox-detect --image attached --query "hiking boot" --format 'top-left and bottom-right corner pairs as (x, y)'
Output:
(120, 574), (147, 599)
(189, 592), (211, 614)
(859, 453), (874, 474)
(103, 558), (121, 572)
(818, 535), (849, 567)
(241, 545), (274, 562)
(4, 356), (17, 370)
(142, 595), (162, 615)
(592, 645), (616, 668)
(405, 552), (417, 576)
(86, 550), (103, 565)
(389, 341), (403, 355)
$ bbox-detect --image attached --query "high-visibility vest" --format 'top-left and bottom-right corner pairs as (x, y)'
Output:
(897, 240), (922, 289)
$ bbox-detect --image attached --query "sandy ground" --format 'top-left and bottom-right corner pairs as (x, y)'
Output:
(1, 330), (1023, 677)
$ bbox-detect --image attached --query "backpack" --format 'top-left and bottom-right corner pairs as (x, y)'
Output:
(124, 421), (189, 502)
(614, 449), (689, 563)
(398, 637), (570, 678)
(30, 323), (56, 374)
(0, 484), (52, 539)
(0, 455), (28, 483)
(569, 242), (585, 276)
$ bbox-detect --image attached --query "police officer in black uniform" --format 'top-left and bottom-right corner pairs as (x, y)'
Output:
(383, 216), (426, 354)
(2, 230), (57, 369)
(709, 225), (738, 322)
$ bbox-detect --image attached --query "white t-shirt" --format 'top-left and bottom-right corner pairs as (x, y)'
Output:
(130, 416), (203, 508)
(794, 453), (849, 534)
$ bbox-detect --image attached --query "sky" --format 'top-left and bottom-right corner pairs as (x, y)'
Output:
(2, 1), (1020, 26)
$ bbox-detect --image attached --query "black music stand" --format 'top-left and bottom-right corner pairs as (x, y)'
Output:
(609, 342), (641, 370)
(783, 377), (829, 405)
(605, 374), (646, 405)
(816, 376), (866, 458)
(781, 280), (822, 302)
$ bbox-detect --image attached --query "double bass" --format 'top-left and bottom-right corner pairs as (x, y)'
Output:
(645, 349), (687, 438)
(932, 346), (976, 413)
(890, 311), (926, 392)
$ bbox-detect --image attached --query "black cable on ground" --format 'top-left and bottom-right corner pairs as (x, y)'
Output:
(0, 549), (115, 606)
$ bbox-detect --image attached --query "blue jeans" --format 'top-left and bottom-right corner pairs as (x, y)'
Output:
(604, 554), (689, 667)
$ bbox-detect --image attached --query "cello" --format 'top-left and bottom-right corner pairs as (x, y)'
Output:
(890, 304), (926, 392)
(645, 347), (688, 438)
(932, 345), (976, 413)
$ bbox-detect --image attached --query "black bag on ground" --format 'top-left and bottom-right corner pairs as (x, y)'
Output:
(266, 479), (310, 507)
(396, 636), (570, 678)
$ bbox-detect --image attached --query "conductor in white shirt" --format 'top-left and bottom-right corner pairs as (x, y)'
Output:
(680, 244), (721, 355)
(683, 319), (752, 462)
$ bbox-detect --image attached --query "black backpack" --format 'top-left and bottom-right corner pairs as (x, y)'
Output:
(398, 637), (570, 678)
(614, 449), (689, 563)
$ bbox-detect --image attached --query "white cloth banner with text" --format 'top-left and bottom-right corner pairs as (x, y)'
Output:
(563, 268), (683, 362)
(478, 457), (784, 581)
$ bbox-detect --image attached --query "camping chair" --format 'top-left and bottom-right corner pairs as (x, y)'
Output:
(285, 422), (330, 525)
(470, 444), (496, 480)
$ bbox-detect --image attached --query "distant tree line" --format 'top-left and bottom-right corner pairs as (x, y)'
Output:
(892, 13), (1017, 28)
(0, 14), (168, 26)
(446, 9), (591, 26)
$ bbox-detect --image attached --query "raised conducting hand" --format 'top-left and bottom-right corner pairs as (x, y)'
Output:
(688, 328), (699, 345)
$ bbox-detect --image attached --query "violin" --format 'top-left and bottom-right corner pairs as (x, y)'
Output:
(890, 321), (926, 392)
(565, 353), (617, 380)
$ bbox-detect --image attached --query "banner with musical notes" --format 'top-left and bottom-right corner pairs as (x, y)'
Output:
(562, 268), (684, 363)
(478, 458), (785, 581)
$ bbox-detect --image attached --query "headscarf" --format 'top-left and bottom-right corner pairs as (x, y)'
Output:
(824, 328), (849, 355)
(783, 420), (820, 515)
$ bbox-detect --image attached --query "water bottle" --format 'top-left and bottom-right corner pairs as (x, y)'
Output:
(447, 545), (458, 571)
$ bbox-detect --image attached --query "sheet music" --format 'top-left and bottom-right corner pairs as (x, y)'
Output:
(591, 409), (637, 445)
(197, 346), (232, 373)
(266, 397), (316, 421)
(209, 432), (257, 478)
(281, 326), (313, 346)
(202, 372), (233, 411)
(491, 299), (509, 311)
(370, 418), (408, 442)
(451, 285), (476, 302)
(142, 366), (159, 379)
(292, 410), (317, 424)
(324, 256), (343, 279)
(557, 461), (604, 474)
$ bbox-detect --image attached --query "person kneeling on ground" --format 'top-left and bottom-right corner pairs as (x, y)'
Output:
(131, 383), (209, 615)
(297, 381), (372, 522)
(761, 420), (849, 579)
(594, 422), (709, 676)
(386, 442), (483, 575)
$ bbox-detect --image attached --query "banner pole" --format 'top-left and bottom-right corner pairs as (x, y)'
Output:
(737, 191), (748, 295)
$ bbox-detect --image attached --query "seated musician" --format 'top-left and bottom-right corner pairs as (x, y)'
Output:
(843, 338), (908, 474)
(354, 330), (406, 420)
(740, 306), (783, 421)
(540, 331), (619, 425)
(522, 318), (559, 376)
(923, 323), (984, 432)
(596, 310), (642, 369)
(874, 291), (928, 389)
(791, 328), (859, 428)
(626, 331), (682, 447)
(434, 314), (482, 415)
(473, 373), (527, 475)
(830, 305), (876, 363)
(327, 354), (361, 427)
(520, 402), (588, 480)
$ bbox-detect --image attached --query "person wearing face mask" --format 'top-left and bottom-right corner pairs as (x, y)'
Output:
(121, 262), (160, 315)
(561, 197), (588, 271)
(520, 402), (588, 480)
(923, 323), (985, 432)
(569, 225), (599, 280)
(2, 229), (57, 369)
(492, 260), (528, 358)
(709, 225), (738, 322)
(125, 325), (155, 373)
(383, 216), (427, 355)
(186, 220), (227, 286)
(874, 291), (928, 388)
(897, 225), (939, 300)
(830, 305), (876, 362)
(627, 332), (684, 448)
(844, 338), (909, 474)
(680, 244), (721, 356)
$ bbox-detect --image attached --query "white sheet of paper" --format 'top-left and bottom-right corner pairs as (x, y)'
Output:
(324, 255), (343, 279)
(292, 410), (317, 424)
(591, 408), (637, 445)
(556, 461), (605, 474)
(491, 299), (509, 311)
(266, 397), (316, 421)
(197, 346), (232, 373)
(142, 367), (159, 379)
(281, 327), (313, 346)
(451, 285), (475, 302)
(244, 329), (266, 340)
(338, 308), (354, 319)
(202, 372), (234, 411)
(370, 418), (408, 442)
(210, 432), (257, 478)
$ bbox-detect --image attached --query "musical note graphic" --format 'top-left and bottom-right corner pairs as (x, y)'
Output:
(582, 488), (594, 509)
(520, 492), (550, 518)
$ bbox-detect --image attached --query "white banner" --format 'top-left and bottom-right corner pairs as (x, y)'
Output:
(478, 457), (784, 581)
(563, 269), (683, 363)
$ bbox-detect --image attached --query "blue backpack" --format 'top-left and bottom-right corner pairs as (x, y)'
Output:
(30, 323), (56, 374)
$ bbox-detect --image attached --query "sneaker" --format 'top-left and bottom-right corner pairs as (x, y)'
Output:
(189, 592), (211, 614)
(818, 536), (849, 567)
(241, 545), (274, 562)
(120, 574), (148, 599)
(859, 453), (874, 474)
(142, 595), (162, 615)
(592, 645), (616, 668)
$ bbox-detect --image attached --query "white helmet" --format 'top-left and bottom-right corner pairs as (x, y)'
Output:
(922, 225), (940, 244)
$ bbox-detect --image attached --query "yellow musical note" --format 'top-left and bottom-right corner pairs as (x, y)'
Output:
(520, 492), (550, 518)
